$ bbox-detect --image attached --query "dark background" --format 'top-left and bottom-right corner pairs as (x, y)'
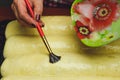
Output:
(0, 0), (12, 6)
(0, 0), (72, 7)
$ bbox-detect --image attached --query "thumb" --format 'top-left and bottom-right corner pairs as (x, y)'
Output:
(33, 0), (43, 21)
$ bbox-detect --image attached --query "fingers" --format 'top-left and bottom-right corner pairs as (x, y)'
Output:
(11, 3), (34, 27)
(32, 0), (44, 27)
(17, 5), (36, 26)
(32, 0), (43, 21)
(11, 0), (44, 28)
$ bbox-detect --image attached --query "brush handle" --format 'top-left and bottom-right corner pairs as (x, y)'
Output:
(24, 0), (61, 63)
(24, 0), (53, 54)
(24, 0), (44, 37)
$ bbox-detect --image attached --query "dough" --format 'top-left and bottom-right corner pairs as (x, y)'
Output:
(1, 16), (120, 80)
(5, 16), (74, 39)
(1, 52), (120, 77)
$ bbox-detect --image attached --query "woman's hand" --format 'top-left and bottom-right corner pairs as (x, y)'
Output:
(11, 0), (44, 27)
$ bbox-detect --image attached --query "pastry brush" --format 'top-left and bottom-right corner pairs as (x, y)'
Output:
(24, 0), (61, 63)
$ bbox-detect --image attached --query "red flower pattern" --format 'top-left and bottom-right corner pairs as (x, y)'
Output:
(75, 20), (91, 39)
(73, 0), (120, 31)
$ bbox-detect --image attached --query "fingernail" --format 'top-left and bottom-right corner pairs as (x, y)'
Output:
(39, 23), (44, 27)
(40, 22), (45, 27)
(31, 24), (36, 27)
(40, 20), (45, 27)
(41, 24), (44, 27)
(35, 14), (40, 21)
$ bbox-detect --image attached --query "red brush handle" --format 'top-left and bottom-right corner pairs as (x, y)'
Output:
(24, 0), (44, 37)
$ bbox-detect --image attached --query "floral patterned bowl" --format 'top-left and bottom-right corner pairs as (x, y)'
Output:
(71, 0), (120, 47)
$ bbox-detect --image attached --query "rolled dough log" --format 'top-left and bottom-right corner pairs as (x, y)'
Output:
(4, 35), (120, 58)
(1, 53), (120, 77)
(5, 16), (74, 39)
(1, 16), (120, 80)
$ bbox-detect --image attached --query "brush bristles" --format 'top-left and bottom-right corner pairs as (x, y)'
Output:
(49, 53), (61, 63)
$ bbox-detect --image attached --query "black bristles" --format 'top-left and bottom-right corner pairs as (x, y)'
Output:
(49, 53), (61, 63)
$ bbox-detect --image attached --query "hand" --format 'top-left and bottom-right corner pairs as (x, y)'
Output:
(11, 0), (44, 27)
